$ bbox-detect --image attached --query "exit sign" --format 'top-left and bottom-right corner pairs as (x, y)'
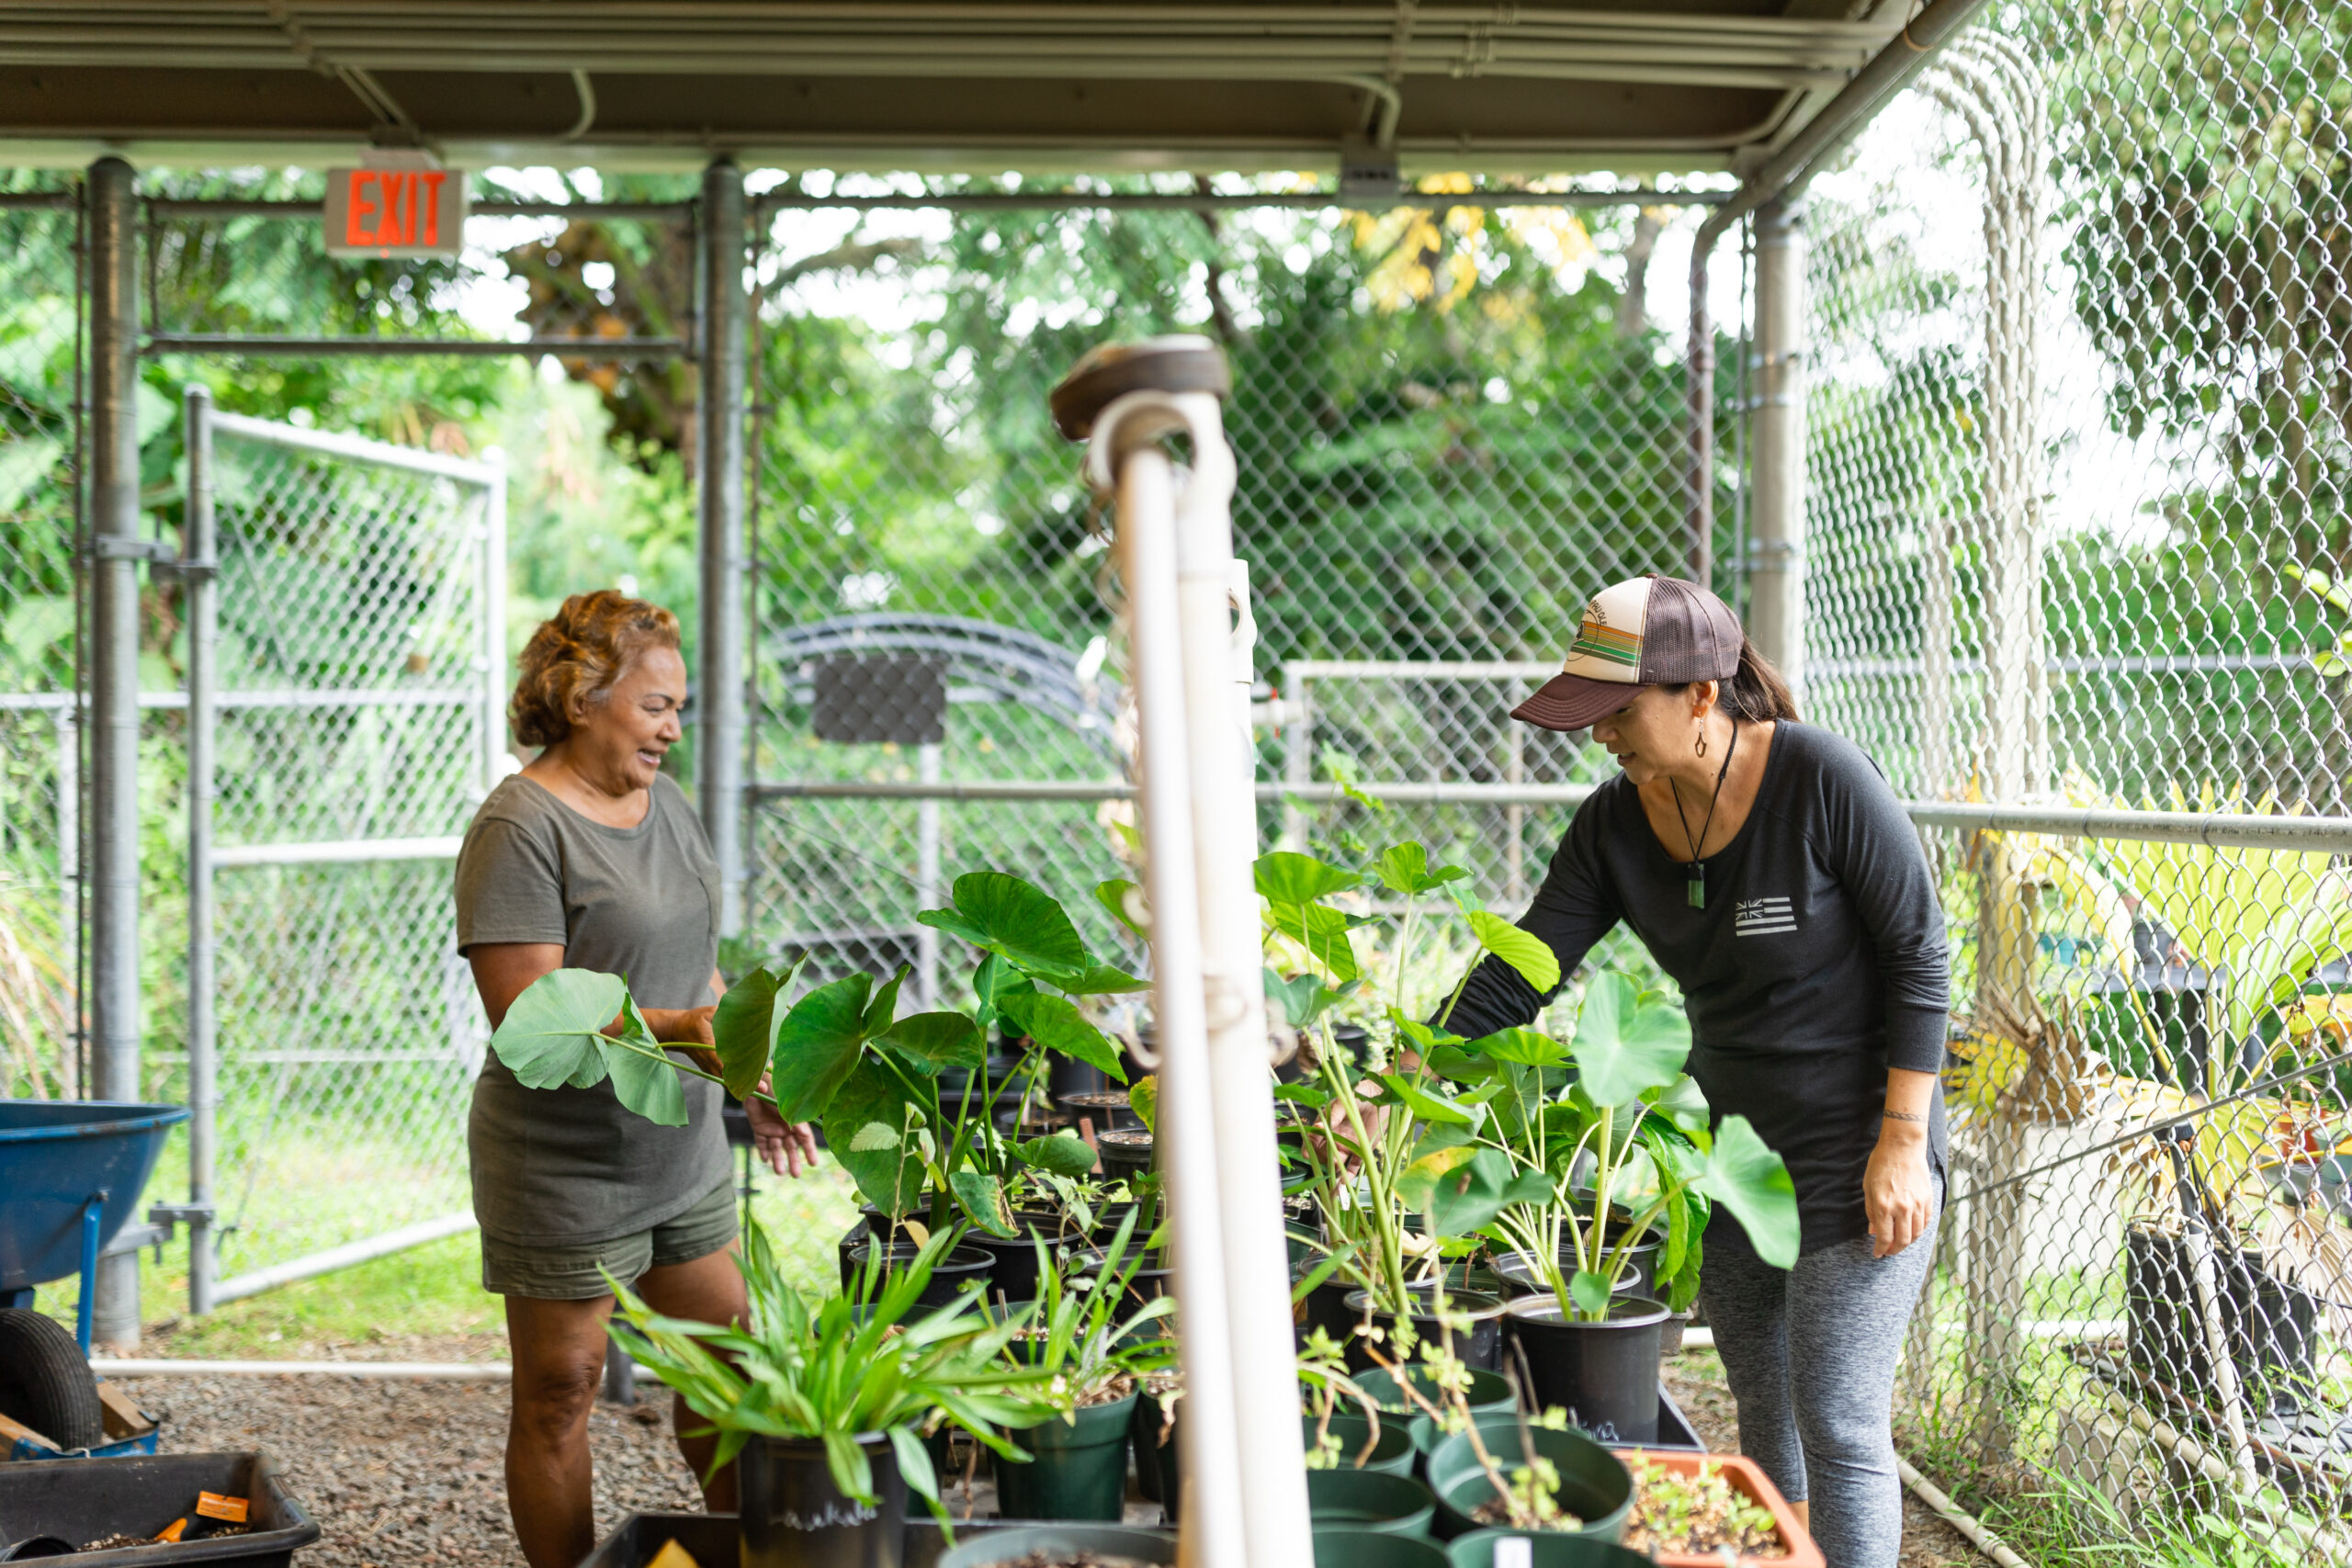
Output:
(323, 166), (468, 258)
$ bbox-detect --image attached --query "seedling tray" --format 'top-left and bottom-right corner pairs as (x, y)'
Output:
(0, 1453), (317, 1568)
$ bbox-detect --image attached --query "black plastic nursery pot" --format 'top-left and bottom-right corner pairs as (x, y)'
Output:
(1444, 1529), (1653, 1568)
(936, 1525), (1175, 1568)
(739, 1432), (906, 1568)
(842, 1240), (998, 1308)
(995, 1392), (1140, 1522)
(1306, 1467), (1436, 1536)
(1131, 1387), (1182, 1509)
(1302, 1411), (1417, 1476)
(1294, 1268), (1361, 1349)
(2124, 1224), (2323, 1414)
(1354, 1366), (1518, 1454)
(1057, 1089), (1136, 1133)
(1311, 1526), (1448, 1568)
(1505, 1294), (1669, 1445)
(1489, 1256), (1643, 1305)
(1342, 1287), (1509, 1372)
(0, 1453), (319, 1568)
(1425, 1415), (1634, 1542)
(1095, 1130), (1155, 1186)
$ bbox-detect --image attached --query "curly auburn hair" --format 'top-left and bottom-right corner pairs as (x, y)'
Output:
(509, 590), (683, 748)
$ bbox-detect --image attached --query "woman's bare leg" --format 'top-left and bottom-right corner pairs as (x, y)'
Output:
(635, 1243), (752, 1511)
(503, 1294), (616, 1568)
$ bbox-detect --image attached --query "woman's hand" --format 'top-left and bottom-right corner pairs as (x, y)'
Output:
(1864, 1119), (1936, 1258)
(745, 1076), (820, 1179)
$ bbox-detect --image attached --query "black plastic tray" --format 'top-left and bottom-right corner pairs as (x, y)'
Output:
(582, 1511), (1069, 1568)
(0, 1453), (319, 1568)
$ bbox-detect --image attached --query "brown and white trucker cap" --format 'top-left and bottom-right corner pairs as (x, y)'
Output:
(1510, 574), (1745, 732)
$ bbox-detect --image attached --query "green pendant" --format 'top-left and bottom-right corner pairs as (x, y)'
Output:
(1689, 869), (1705, 908)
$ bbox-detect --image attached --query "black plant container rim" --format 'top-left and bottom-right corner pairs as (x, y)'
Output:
(1504, 1292), (1671, 1328)
(1097, 1128), (1155, 1149)
(844, 1240), (996, 1270)
(1343, 1286), (1510, 1321)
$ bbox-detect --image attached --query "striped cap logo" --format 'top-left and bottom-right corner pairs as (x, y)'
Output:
(1558, 579), (1653, 684)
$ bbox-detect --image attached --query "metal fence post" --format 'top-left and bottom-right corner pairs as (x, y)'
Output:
(1747, 197), (1805, 691)
(697, 160), (749, 936)
(480, 447), (509, 800)
(183, 386), (220, 1315)
(87, 155), (143, 1347)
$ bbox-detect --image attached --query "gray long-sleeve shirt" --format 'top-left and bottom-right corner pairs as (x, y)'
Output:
(1443, 721), (1950, 1257)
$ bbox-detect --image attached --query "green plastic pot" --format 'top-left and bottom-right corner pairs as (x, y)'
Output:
(1302, 1411), (1417, 1476)
(1354, 1366), (1518, 1453)
(1444, 1529), (1653, 1568)
(995, 1391), (1140, 1521)
(1307, 1467), (1437, 1536)
(1424, 1415), (1634, 1542)
(1312, 1527), (1450, 1568)
(936, 1524), (1176, 1568)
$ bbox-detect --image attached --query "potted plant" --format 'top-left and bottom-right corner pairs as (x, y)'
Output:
(607, 1224), (1055, 1568)
(937, 1526), (1177, 1568)
(994, 1208), (1175, 1521)
(1619, 1451), (1824, 1568)
(1408, 974), (1798, 1443)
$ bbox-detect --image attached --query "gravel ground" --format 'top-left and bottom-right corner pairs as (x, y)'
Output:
(1664, 1351), (1986, 1568)
(107, 1338), (1984, 1567)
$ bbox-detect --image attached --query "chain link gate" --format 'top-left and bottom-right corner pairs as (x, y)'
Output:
(185, 400), (505, 1300)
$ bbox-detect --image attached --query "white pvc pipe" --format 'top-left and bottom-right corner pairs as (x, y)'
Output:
(210, 836), (462, 867)
(1104, 432), (1248, 1568)
(94, 1358), (670, 1382)
(209, 1214), (476, 1305)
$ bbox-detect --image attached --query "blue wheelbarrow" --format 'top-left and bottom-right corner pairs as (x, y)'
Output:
(0, 1100), (188, 1458)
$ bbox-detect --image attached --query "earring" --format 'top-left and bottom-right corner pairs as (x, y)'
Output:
(1695, 727), (1708, 759)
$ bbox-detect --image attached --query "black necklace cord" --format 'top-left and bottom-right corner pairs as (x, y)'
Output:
(1672, 716), (1739, 909)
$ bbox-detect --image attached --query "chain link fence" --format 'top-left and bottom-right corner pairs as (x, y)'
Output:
(0, 186), (84, 1101)
(744, 189), (1744, 993)
(1804, 4), (2352, 1556)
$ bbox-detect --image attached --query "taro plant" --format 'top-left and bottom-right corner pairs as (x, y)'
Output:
(606, 1222), (1056, 1527)
(1258, 840), (1563, 1314)
(487, 868), (1146, 1241)
(1420, 972), (1802, 1318)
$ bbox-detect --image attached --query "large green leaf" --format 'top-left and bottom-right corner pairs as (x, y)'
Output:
(1012, 1129), (1100, 1179)
(1266, 900), (1363, 983)
(971, 953), (1035, 1031)
(822, 1058), (935, 1213)
(1568, 974), (1691, 1107)
(1375, 1072), (1479, 1127)
(1126, 1075), (1158, 1135)
(1696, 1115), (1800, 1269)
(491, 969), (626, 1090)
(1048, 961), (1150, 996)
(1096, 878), (1149, 941)
(1375, 842), (1469, 897)
(1254, 852), (1362, 905)
(712, 961), (800, 1099)
(998, 993), (1126, 1083)
(771, 974), (877, 1122)
(606, 993), (691, 1126)
(1467, 911), (1561, 994)
(876, 1011), (987, 1073)
(918, 871), (1088, 976)
(1469, 1027), (1566, 1066)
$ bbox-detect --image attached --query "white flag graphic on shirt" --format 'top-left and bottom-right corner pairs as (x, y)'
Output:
(1736, 897), (1796, 936)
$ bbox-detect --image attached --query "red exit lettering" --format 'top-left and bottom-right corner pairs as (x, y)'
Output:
(341, 169), (452, 250)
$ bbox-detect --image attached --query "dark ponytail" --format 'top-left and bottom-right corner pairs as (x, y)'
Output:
(1718, 637), (1800, 723)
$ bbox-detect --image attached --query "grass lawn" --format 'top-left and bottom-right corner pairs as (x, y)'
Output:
(37, 1159), (863, 1360)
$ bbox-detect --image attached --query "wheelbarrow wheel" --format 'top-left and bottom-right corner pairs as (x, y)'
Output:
(0, 1308), (103, 1451)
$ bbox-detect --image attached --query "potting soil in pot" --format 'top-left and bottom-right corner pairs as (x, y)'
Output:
(1622, 1458), (1785, 1559)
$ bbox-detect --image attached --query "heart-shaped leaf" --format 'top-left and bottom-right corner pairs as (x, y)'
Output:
(1696, 1114), (1800, 1269)
(1401, 1146), (1550, 1238)
(771, 973), (876, 1123)
(1096, 878), (1149, 940)
(605, 992), (690, 1126)
(1254, 852), (1362, 906)
(491, 968), (626, 1090)
(1012, 1129), (1100, 1179)
(1470, 1027), (1567, 1066)
(821, 1058), (935, 1213)
(1568, 1269), (1614, 1316)
(1267, 900), (1363, 983)
(971, 953), (1035, 1031)
(998, 992), (1126, 1083)
(919, 871), (1087, 976)
(1467, 911), (1561, 995)
(1126, 1074), (1158, 1135)
(876, 1011), (987, 1074)
(861, 968), (908, 1039)
(1569, 973), (1691, 1107)
(712, 959), (803, 1099)
(1376, 842), (1469, 896)
(951, 1170), (1017, 1237)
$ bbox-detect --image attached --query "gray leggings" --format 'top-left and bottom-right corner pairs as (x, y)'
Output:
(1696, 1179), (1940, 1568)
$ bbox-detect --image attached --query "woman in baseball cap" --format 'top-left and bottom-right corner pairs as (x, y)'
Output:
(1441, 573), (1950, 1568)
